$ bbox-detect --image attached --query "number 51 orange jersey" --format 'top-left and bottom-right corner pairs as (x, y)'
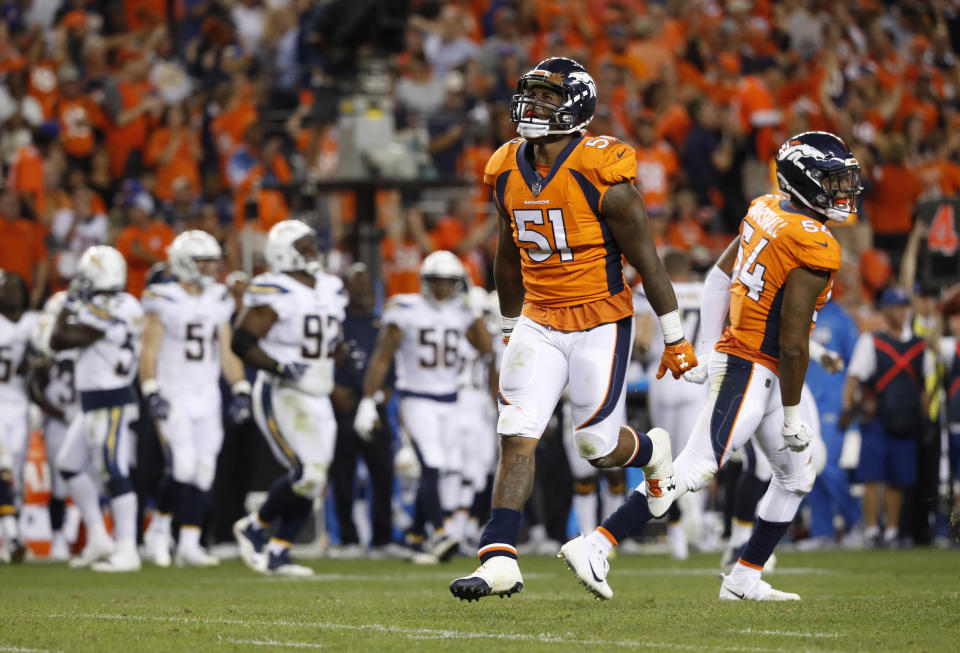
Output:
(715, 194), (842, 374)
(484, 134), (638, 331)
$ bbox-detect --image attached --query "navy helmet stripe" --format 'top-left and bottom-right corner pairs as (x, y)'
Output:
(578, 315), (633, 430)
(710, 355), (754, 464)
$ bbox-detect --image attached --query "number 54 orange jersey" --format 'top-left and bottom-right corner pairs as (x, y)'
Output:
(484, 134), (638, 331)
(715, 194), (842, 374)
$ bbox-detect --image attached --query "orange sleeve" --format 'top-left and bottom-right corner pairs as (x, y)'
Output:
(578, 139), (637, 208)
(272, 154), (292, 183)
(785, 224), (841, 273)
(115, 229), (132, 257)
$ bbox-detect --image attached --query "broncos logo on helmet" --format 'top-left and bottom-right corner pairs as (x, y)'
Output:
(509, 57), (598, 140)
(776, 131), (863, 223)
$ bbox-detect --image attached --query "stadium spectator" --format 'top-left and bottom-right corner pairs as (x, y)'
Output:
(114, 192), (174, 296)
(145, 103), (202, 203)
(0, 190), (48, 308)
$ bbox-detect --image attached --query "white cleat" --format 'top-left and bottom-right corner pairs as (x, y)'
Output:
(175, 547), (220, 568)
(70, 537), (115, 569)
(91, 546), (141, 573)
(642, 427), (677, 518)
(266, 549), (314, 576)
(233, 516), (268, 572)
(449, 555), (523, 601)
(558, 534), (613, 600)
(143, 531), (172, 568)
(718, 573), (800, 601)
(49, 534), (71, 562)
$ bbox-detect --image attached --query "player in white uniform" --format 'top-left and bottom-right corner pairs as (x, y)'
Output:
(635, 250), (709, 560)
(231, 220), (346, 576)
(51, 246), (144, 572)
(450, 287), (500, 549)
(355, 251), (494, 562)
(28, 291), (79, 561)
(139, 230), (251, 567)
(0, 271), (38, 563)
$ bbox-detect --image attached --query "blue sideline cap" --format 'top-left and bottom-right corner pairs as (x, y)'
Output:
(879, 286), (910, 307)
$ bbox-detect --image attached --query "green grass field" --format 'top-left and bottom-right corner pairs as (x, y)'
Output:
(1, 549), (958, 652)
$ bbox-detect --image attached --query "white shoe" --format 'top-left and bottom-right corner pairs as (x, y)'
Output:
(667, 523), (689, 561)
(175, 547), (220, 568)
(70, 537), (115, 569)
(50, 534), (71, 562)
(535, 539), (561, 556)
(642, 428), (676, 518)
(367, 542), (411, 560)
(430, 534), (460, 562)
(266, 549), (314, 576)
(144, 530), (172, 568)
(91, 546), (141, 573)
(449, 556), (523, 601)
(558, 534), (613, 600)
(233, 516), (267, 572)
(718, 573), (799, 601)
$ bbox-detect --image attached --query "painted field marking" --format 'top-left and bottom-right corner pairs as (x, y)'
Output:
(37, 613), (781, 652)
(223, 638), (323, 649)
(731, 628), (842, 639)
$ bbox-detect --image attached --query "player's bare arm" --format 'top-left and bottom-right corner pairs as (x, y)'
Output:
(50, 307), (101, 350)
(230, 304), (280, 373)
(218, 322), (246, 386)
(779, 267), (830, 408)
(361, 323), (403, 399)
(492, 201), (524, 321)
(601, 182), (677, 315)
(27, 359), (66, 422)
(715, 237), (740, 277)
(139, 312), (164, 384)
(602, 181), (696, 378)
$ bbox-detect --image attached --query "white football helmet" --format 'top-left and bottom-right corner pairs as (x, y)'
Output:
(264, 220), (322, 275)
(420, 250), (467, 304)
(168, 230), (222, 286)
(76, 245), (126, 293)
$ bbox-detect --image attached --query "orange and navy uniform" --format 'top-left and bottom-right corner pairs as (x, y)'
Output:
(715, 194), (841, 374)
(483, 133), (637, 332)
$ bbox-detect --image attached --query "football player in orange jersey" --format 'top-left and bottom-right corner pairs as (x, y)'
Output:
(561, 132), (862, 601)
(449, 58), (697, 601)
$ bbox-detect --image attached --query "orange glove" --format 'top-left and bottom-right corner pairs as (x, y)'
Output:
(657, 339), (698, 380)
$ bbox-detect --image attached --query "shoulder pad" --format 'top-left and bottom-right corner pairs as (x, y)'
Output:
(575, 136), (637, 187)
(483, 140), (521, 186)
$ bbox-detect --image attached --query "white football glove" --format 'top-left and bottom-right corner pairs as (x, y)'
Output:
(353, 396), (379, 441)
(780, 421), (813, 453)
(682, 362), (708, 384)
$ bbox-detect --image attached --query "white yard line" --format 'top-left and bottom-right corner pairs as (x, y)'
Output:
(731, 628), (841, 639)
(614, 567), (840, 577)
(0, 647), (56, 653)
(37, 613), (780, 652)
(223, 638), (323, 649)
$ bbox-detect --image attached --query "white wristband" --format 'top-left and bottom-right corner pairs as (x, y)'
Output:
(142, 379), (160, 396)
(231, 380), (252, 395)
(807, 339), (826, 362)
(658, 310), (683, 345)
(501, 315), (519, 336)
(783, 404), (801, 426)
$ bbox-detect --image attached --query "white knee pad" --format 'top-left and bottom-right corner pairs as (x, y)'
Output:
(171, 448), (197, 486)
(496, 404), (540, 438)
(193, 456), (217, 492)
(292, 463), (327, 499)
(573, 428), (612, 461)
(770, 456), (816, 494)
